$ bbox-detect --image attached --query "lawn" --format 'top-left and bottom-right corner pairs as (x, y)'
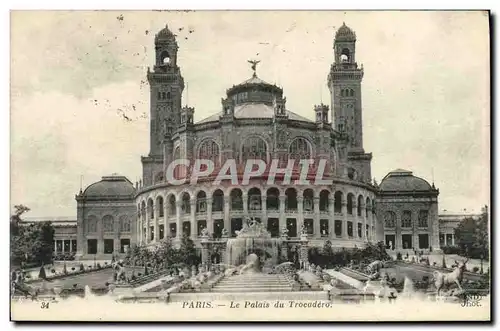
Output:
(28, 269), (115, 289)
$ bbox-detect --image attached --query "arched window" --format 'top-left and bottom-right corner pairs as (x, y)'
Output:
(319, 190), (330, 212)
(86, 215), (98, 233)
(341, 89), (345, 97)
(173, 146), (180, 159)
(241, 136), (267, 163)
(384, 211), (396, 228)
(303, 189), (314, 212)
(366, 197), (371, 213)
(340, 48), (350, 62)
(119, 215), (131, 232)
(167, 92), (171, 99)
(285, 188), (298, 211)
(357, 195), (363, 216)
(148, 199), (154, 219)
(401, 211), (412, 228)
(334, 191), (343, 213)
(418, 210), (429, 228)
(248, 188), (262, 211)
(168, 195), (176, 216)
(102, 215), (114, 233)
(196, 191), (207, 213)
(266, 188), (280, 211)
(181, 192), (191, 214)
(346, 193), (354, 215)
(212, 189), (224, 212)
(155, 172), (164, 184)
(350, 89), (355, 97)
(161, 51), (171, 64)
(289, 137), (311, 160)
(156, 196), (164, 217)
(198, 139), (220, 167)
(230, 189), (243, 210)
(140, 201), (146, 218)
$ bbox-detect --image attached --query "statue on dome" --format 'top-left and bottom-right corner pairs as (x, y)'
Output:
(247, 59), (260, 78)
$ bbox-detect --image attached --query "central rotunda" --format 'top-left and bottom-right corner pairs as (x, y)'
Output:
(135, 23), (377, 250)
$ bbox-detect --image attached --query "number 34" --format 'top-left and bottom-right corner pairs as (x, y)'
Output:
(40, 302), (50, 309)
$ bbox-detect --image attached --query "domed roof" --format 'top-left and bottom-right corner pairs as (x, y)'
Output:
(335, 22), (356, 42)
(226, 74), (282, 96)
(155, 24), (176, 42)
(197, 103), (312, 124)
(379, 169), (433, 192)
(82, 175), (136, 198)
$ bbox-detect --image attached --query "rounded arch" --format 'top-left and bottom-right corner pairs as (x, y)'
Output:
(212, 189), (224, 212)
(180, 192), (191, 214)
(155, 171), (164, 184)
(156, 195), (164, 217)
(247, 187), (262, 211)
(102, 215), (114, 233)
(196, 190), (207, 213)
(340, 48), (350, 62)
(167, 194), (176, 216)
(288, 137), (312, 160)
(334, 191), (343, 213)
(119, 215), (131, 232)
(160, 50), (171, 64)
(240, 135), (268, 163)
(384, 211), (396, 228)
(346, 193), (355, 215)
(357, 195), (364, 216)
(198, 139), (221, 167)
(147, 198), (154, 219)
(319, 190), (330, 212)
(303, 188), (314, 211)
(266, 187), (280, 211)
(140, 200), (147, 218)
(366, 197), (371, 211)
(230, 188), (243, 211)
(86, 215), (98, 233)
(285, 188), (298, 210)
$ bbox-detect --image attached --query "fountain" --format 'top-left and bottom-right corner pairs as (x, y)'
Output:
(401, 276), (415, 299)
(84, 285), (95, 299)
(225, 217), (281, 268)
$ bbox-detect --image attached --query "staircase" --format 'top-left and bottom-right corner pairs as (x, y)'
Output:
(211, 273), (293, 293)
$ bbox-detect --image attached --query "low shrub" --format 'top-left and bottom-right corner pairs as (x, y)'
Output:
(472, 267), (480, 273)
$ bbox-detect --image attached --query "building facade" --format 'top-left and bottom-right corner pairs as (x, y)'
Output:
(133, 23), (378, 250)
(22, 23), (465, 259)
(74, 175), (137, 259)
(377, 169), (440, 251)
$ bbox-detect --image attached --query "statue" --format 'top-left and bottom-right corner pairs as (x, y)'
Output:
(200, 227), (210, 238)
(300, 223), (308, 236)
(112, 261), (126, 284)
(221, 228), (229, 238)
(281, 226), (289, 238)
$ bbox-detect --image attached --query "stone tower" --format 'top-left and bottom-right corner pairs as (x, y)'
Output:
(142, 24), (185, 186)
(327, 23), (372, 183)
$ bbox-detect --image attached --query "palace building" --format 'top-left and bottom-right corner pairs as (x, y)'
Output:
(42, 23), (456, 260)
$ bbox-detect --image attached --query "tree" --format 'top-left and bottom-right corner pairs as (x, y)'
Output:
(454, 205), (489, 261)
(179, 233), (199, 266)
(10, 205), (54, 268)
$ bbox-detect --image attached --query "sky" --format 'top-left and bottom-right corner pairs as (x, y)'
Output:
(10, 10), (490, 217)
